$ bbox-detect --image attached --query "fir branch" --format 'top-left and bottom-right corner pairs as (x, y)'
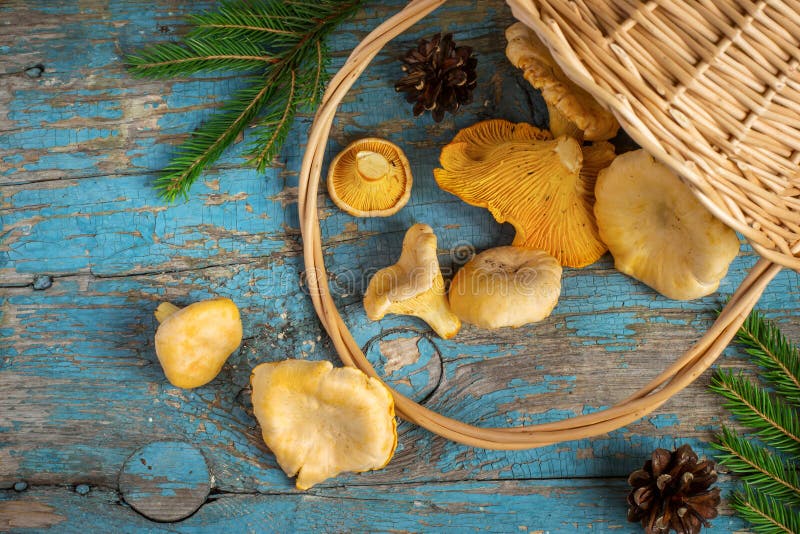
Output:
(712, 427), (800, 505)
(128, 39), (276, 79)
(127, 0), (363, 201)
(306, 40), (329, 108)
(736, 311), (800, 406)
(710, 369), (800, 456)
(247, 69), (298, 171)
(188, 1), (307, 43)
(730, 486), (800, 534)
(711, 311), (800, 534)
(155, 79), (273, 201)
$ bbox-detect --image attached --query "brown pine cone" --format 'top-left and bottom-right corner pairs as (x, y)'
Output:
(627, 444), (721, 534)
(394, 33), (477, 122)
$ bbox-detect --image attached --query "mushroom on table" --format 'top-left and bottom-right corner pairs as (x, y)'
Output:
(434, 119), (611, 268)
(363, 224), (461, 339)
(327, 138), (413, 218)
(449, 246), (562, 329)
(154, 298), (243, 389)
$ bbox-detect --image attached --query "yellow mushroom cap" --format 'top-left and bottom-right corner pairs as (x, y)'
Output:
(505, 22), (619, 141)
(327, 138), (413, 217)
(450, 118), (552, 157)
(449, 246), (562, 329)
(594, 149), (741, 300)
(154, 298), (243, 389)
(363, 223), (461, 339)
(434, 119), (609, 268)
(250, 359), (397, 490)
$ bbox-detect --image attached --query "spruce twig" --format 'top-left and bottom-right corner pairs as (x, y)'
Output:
(127, 0), (363, 201)
(711, 370), (800, 456)
(712, 427), (800, 506)
(736, 311), (800, 406)
(711, 311), (800, 534)
(731, 486), (800, 534)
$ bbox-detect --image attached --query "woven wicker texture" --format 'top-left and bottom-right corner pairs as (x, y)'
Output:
(507, 0), (800, 270)
(297, 0), (797, 448)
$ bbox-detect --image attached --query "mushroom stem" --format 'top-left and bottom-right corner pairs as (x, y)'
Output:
(412, 289), (461, 340)
(154, 302), (181, 323)
(553, 135), (583, 174)
(355, 150), (390, 182)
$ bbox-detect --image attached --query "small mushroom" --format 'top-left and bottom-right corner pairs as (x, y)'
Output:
(449, 246), (562, 329)
(434, 119), (611, 268)
(154, 298), (243, 388)
(505, 22), (619, 141)
(251, 359), (397, 490)
(327, 138), (413, 217)
(594, 149), (741, 300)
(364, 223), (461, 339)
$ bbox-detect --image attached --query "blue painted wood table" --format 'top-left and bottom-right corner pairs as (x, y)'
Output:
(1, 1), (798, 532)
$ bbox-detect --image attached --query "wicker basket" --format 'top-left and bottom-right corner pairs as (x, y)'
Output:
(297, 0), (799, 449)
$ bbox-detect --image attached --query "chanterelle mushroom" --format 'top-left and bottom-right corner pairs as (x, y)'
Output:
(594, 149), (741, 300)
(449, 246), (562, 329)
(364, 223), (460, 339)
(434, 119), (611, 268)
(154, 298), (243, 389)
(251, 359), (397, 490)
(327, 138), (413, 217)
(505, 22), (619, 141)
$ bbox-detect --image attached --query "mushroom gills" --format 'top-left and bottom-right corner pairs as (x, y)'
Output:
(435, 119), (611, 268)
(327, 138), (413, 217)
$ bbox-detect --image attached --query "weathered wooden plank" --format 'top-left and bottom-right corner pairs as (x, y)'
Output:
(0, 479), (750, 533)
(0, 0), (534, 285)
(1, 260), (797, 491)
(2, 0), (799, 530)
(118, 441), (211, 522)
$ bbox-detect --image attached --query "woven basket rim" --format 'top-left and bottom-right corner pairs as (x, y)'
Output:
(296, 0), (783, 449)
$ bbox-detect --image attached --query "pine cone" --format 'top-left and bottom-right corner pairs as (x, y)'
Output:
(394, 33), (477, 122)
(627, 444), (721, 534)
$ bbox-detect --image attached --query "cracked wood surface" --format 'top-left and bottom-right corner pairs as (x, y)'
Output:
(1, 0), (798, 532)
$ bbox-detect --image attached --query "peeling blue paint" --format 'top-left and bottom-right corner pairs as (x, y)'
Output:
(1, 1), (797, 531)
(649, 414), (680, 429)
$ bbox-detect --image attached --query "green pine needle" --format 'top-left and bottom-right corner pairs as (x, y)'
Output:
(730, 486), (800, 534)
(188, 1), (308, 43)
(247, 70), (299, 172)
(736, 311), (800, 406)
(127, 38), (275, 79)
(710, 369), (800, 456)
(127, 0), (363, 201)
(711, 311), (800, 534)
(712, 427), (800, 506)
(154, 78), (274, 201)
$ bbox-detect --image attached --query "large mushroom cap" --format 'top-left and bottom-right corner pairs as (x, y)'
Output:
(449, 246), (562, 329)
(434, 119), (609, 268)
(250, 359), (397, 490)
(595, 149), (741, 300)
(327, 138), (413, 217)
(450, 118), (552, 157)
(505, 22), (619, 141)
(154, 298), (243, 389)
(363, 223), (461, 339)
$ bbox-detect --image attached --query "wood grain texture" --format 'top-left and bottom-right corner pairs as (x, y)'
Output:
(0, 0), (798, 531)
(118, 441), (211, 522)
(0, 482), (751, 533)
